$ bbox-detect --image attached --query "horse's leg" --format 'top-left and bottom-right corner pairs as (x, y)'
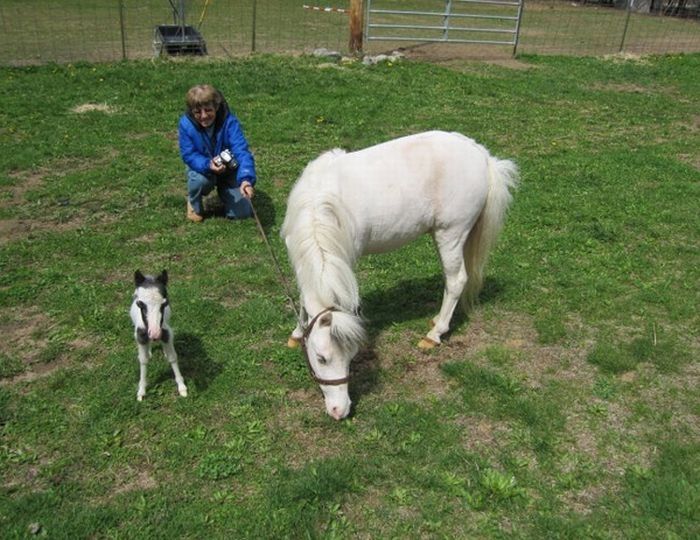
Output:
(162, 332), (187, 397)
(137, 341), (151, 401)
(420, 229), (469, 348)
(287, 302), (307, 348)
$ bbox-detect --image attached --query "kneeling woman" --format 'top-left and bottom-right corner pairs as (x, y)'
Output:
(178, 84), (257, 221)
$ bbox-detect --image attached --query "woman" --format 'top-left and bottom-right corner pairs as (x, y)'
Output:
(178, 84), (257, 221)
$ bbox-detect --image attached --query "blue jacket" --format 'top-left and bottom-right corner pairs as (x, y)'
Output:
(178, 101), (256, 186)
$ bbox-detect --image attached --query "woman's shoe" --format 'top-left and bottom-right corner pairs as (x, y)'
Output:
(187, 200), (204, 222)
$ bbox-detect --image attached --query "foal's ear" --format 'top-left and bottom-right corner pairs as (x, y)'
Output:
(319, 312), (333, 327)
(134, 270), (146, 286)
(158, 269), (168, 286)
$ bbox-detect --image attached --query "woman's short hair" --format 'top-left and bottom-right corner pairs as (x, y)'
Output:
(185, 84), (223, 112)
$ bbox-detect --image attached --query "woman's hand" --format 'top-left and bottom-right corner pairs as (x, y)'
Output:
(210, 160), (226, 174)
(240, 180), (254, 199)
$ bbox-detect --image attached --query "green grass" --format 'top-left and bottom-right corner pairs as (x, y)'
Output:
(1, 52), (699, 538)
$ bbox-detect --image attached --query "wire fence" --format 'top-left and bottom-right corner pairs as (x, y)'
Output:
(0, 0), (698, 66)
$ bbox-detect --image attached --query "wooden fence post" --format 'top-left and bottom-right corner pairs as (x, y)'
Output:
(349, 0), (363, 55)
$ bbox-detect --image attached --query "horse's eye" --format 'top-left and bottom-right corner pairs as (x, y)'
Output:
(317, 355), (328, 365)
(136, 301), (146, 310)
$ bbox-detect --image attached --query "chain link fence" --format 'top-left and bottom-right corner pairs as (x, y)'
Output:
(0, 0), (698, 66)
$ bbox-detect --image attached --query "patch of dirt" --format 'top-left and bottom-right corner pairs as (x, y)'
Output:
(0, 219), (37, 246)
(0, 307), (89, 386)
(70, 103), (118, 114)
(268, 386), (349, 467)
(601, 52), (651, 64)
(1, 152), (122, 244)
(387, 43), (535, 71)
(0, 307), (52, 362)
(372, 334), (455, 402)
(113, 468), (158, 494)
(4, 168), (46, 209)
(426, 309), (597, 391)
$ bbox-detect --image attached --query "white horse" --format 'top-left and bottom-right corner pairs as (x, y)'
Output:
(130, 270), (187, 401)
(281, 131), (518, 420)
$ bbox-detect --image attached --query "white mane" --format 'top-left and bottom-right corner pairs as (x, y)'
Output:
(281, 149), (360, 313)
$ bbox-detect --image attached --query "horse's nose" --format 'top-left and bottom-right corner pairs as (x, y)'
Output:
(330, 407), (344, 420)
(148, 327), (162, 341)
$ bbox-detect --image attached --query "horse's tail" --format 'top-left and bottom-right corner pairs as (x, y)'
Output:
(462, 154), (519, 308)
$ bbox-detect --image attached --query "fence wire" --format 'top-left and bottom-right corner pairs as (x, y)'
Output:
(0, 0), (698, 65)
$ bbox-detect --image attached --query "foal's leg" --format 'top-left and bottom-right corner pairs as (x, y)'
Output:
(137, 341), (151, 401)
(287, 302), (307, 348)
(162, 332), (187, 397)
(420, 229), (469, 348)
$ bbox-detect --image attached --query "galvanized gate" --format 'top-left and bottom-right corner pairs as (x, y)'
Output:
(364, 0), (524, 53)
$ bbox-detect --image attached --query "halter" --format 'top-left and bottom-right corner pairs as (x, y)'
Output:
(301, 307), (351, 386)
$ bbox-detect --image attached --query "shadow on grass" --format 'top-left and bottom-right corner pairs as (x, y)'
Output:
(150, 332), (223, 392)
(205, 188), (276, 233)
(347, 274), (506, 410)
(362, 274), (505, 340)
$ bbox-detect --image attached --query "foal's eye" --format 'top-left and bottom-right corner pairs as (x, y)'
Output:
(317, 355), (328, 365)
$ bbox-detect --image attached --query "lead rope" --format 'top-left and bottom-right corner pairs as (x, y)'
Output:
(248, 196), (348, 386)
(247, 196), (301, 322)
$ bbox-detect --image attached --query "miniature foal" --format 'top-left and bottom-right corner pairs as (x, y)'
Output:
(130, 270), (187, 401)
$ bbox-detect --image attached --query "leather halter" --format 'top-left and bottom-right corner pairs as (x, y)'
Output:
(301, 307), (350, 386)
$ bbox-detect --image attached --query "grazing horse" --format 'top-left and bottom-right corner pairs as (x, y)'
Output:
(130, 270), (187, 401)
(281, 131), (518, 420)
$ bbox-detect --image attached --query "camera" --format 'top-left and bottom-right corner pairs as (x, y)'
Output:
(213, 149), (237, 169)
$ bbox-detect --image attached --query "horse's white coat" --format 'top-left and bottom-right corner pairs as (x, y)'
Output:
(282, 131), (518, 419)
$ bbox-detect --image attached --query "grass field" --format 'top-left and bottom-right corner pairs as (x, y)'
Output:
(1, 52), (699, 538)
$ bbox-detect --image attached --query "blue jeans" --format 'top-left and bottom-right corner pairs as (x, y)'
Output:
(187, 167), (252, 219)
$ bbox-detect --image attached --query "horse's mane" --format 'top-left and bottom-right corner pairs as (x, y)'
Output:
(282, 148), (360, 314)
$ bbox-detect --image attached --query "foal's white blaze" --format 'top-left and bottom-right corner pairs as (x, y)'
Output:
(140, 287), (167, 340)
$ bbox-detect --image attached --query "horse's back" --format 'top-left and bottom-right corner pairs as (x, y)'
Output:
(285, 131), (493, 254)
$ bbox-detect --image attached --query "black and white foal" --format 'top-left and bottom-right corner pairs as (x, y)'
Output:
(130, 270), (187, 401)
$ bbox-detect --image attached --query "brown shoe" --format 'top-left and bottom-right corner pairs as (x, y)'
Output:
(187, 200), (203, 222)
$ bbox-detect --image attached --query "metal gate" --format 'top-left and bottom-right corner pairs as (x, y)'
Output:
(364, 0), (524, 53)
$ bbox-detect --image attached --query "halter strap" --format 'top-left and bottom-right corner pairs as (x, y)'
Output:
(301, 307), (350, 386)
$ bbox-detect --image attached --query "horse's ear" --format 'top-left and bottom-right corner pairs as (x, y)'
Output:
(319, 312), (333, 327)
(159, 270), (168, 286)
(134, 270), (146, 286)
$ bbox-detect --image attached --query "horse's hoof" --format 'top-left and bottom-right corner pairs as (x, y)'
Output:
(418, 337), (439, 349)
(179, 388), (188, 397)
(287, 336), (301, 349)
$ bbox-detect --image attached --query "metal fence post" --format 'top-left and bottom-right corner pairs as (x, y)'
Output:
(513, 0), (525, 57)
(118, 0), (127, 60)
(620, 0), (633, 52)
(252, 0), (257, 52)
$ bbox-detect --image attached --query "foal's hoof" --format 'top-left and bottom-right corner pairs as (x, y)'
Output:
(418, 337), (439, 349)
(287, 336), (301, 349)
